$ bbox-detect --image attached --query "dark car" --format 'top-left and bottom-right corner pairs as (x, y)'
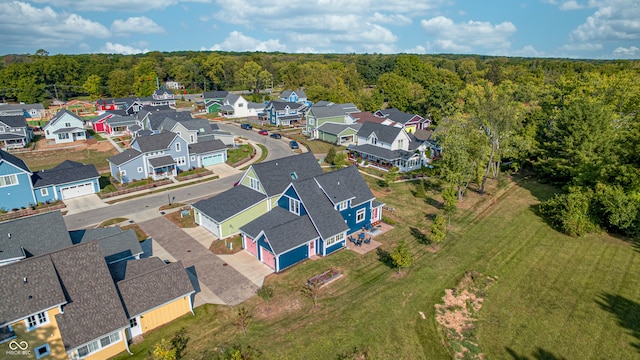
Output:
(269, 133), (282, 139)
(240, 123), (253, 130)
(258, 129), (268, 135)
(289, 140), (299, 149)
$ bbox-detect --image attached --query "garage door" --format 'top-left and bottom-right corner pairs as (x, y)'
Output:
(202, 153), (224, 166)
(261, 247), (276, 270)
(61, 182), (95, 199)
(197, 211), (220, 238)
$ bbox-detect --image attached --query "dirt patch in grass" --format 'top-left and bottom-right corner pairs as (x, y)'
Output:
(435, 271), (496, 360)
(121, 223), (149, 241)
(210, 235), (242, 254)
(165, 208), (196, 228)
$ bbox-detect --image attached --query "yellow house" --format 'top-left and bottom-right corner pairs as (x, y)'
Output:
(114, 257), (195, 339)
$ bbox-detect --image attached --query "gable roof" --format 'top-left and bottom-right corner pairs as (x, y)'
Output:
(357, 121), (405, 144)
(351, 111), (399, 126)
(149, 112), (194, 131)
(69, 228), (143, 264)
(281, 89), (307, 99)
(376, 108), (423, 125)
(116, 260), (193, 318)
(0, 115), (28, 128)
(308, 103), (359, 119)
(133, 131), (179, 153)
(0, 211), (72, 261)
(45, 109), (83, 128)
(265, 100), (305, 111)
(0, 254), (66, 326)
(314, 166), (375, 206)
(52, 241), (129, 351)
(203, 91), (229, 100)
(241, 207), (318, 255)
(249, 152), (323, 197)
(31, 160), (99, 188)
(317, 122), (361, 136)
(192, 185), (266, 222)
(188, 139), (226, 154)
(108, 148), (142, 166)
(291, 178), (349, 239)
(0, 149), (30, 173)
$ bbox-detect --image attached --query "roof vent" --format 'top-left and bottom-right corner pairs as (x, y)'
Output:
(23, 277), (28, 284)
(7, 233), (10, 238)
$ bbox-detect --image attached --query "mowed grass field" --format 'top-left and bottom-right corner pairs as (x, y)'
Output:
(114, 177), (640, 360)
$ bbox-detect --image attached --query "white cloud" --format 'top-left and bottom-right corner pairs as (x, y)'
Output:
(111, 17), (164, 34)
(570, 1), (640, 42)
(560, 42), (603, 50)
(204, 31), (286, 52)
(0, 1), (109, 50)
(100, 42), (149, 55)
(404, 45), (427, 54)
(31, 0), (212, 12)
(509, 45), (545, 57)
(612, 46), (640, 56)
(560, 1), (584, 10)
(420, 16), (517, 53)
(371, 12), (412, 25)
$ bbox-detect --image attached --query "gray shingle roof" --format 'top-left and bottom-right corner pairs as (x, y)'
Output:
(266, 100), (305, 111)
(192, 185), (266, 222)
(109, 257), (165, 282)
(376, 108), (417, 124)
(315, 166), (375, 206)
(0, 211), (72, 261)
(69, 228), (143, 264)
(0, 115), (28, 128)
(250, 152), (323, 197)
(291, 179), (349, 239)
(357, 121), (404, 144)
(241, 207), (318, 255)
(203, 91), (229, 100)
(281, 89), (307, 99)
(105, 115), (138, 126)
(317, 122), (361, 135)
(148, 155), (175, 168)
(47, 109), (82, 127)
(0, 149), (30, 173)
(347, 143), (416, 162)
(52, 241), (129, 351)
(0, 133), (26, 141)
(133, 131), (178, 153)
(308, 103), (359, 119)
(108, 148), (141, 166)
(188, 139), (226, 155)
(0, 255), (66, 326)
(31, 160), (99, 188)
(117, 260), (194, 318)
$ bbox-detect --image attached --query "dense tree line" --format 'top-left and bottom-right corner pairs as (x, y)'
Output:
(1, 50), (639, 237)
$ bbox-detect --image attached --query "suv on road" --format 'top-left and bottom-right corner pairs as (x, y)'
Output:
(240, 123), (253, 130)
(289, 140), (299, 149)
(270, 133), (282, 139)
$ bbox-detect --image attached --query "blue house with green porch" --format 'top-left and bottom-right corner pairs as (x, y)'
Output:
(240, 165), (383, 272)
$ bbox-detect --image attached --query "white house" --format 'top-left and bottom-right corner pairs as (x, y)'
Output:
(43, 109), (87, 144)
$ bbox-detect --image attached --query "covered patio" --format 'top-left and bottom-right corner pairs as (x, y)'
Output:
(347, 144), (422, 172)
(0, 133), (27, 149)
(148, 156), (177, 180)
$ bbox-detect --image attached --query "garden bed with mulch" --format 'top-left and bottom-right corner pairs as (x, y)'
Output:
(307, 268), (343, 287)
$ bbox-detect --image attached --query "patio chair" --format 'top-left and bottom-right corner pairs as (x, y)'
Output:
(364, 237), (371, 245)
(348, 236), (356, 243)
(356, 239), (362, 246)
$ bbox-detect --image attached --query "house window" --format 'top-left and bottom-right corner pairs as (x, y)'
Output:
(40, 188), (49, 196)
(76, 331), (121, 358)
(190, 156), (196, 161)
(26, 311), (49, 330)
(176, 157), (186, 166)
(129, 318), (138, 328)
(238, 103), (244, 107)
(35, 344), (51, 359)
(190, 135), (194, 142)
(325, 233), (344, 246)
(397, 139), (403, 148)
(120, 170), (127, 176)
(57, 133), (70, 140)
(309, 118), (314, 125)
(0, 174), (18, 188)
(338, 201), (348, 211)
(46, 130), (50, 136)
(175, 142), (181, 152)
(356, 208), (366, 223)
(289, 198), (300, 215)
(137, 167), (143, 173)
(64, 122), (71, 127)
(249, 177), (260, 191)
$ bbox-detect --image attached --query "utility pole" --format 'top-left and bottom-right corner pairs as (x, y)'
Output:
(204, 77), (206, 93)
(156, 77), (160, 90)
(53, 84), (59, 99)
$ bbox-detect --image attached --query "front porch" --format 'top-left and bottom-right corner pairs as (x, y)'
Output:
(347, 149), (422, 173)
(148, 155), (177, 181)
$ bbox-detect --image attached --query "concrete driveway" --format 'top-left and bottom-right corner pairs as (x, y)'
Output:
(64, 194), (108, 215)
(138, 217), (260, 306)
(206, 163), (241, 178)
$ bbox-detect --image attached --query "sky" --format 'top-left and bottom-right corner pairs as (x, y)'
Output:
(1, 0), (639, 59)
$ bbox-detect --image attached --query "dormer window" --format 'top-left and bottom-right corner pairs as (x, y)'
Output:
(338, 201), (348, 211)
(175, 142), (181, 152)
(289, 198), (300, 215)
(290, 172), (298, 180)
(25, 311), (49, 331)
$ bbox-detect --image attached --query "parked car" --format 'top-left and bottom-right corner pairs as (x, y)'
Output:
(289, 140), (299, 149)
(241, 123), (253, 130)
(258, 129), (268, 135)
(270, 133), (282, 139)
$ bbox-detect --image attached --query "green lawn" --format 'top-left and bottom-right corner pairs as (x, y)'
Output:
(113, 176), (640, 360)
(287, 133), (345, 155)
(226, 144), (254, 164)
(18, 148), (117, 172)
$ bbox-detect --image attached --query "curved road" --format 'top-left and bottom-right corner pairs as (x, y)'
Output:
(64, 122), (297, 230)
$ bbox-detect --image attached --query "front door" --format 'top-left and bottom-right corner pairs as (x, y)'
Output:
(309, 240), (315, 256)
(129, 317), (143, 338)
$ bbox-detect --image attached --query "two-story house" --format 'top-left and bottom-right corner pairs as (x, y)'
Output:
(374, 108), (431, 133)
(347, 120), (423, 172)
(0, 103), (45, 121)
(280, 89), (312, 107)
(263, 100), (307, 127)
(219, 94), (264, 119)
(43, 110), (87, 144)
(203, 91), (229, 115)
(0, 115), (32, 149)
(305, 102), (360, 142)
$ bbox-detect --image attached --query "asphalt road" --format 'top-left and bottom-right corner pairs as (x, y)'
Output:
(63, 122), (297, 230)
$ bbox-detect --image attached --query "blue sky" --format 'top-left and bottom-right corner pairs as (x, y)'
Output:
(1, 0), (638, 59)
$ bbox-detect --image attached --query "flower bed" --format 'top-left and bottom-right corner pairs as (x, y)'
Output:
(177, 169), (214, 181)
(99, 179), (172, 198)
(307, 268), (342, 287)
(0, 203), (66, 222)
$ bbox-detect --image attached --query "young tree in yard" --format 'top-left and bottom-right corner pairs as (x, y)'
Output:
(325, 147), (336, 165)
(301, 281), (321, 309)
(442, 186), (458, 225)
(333, 153), (347, 169)
(390, 240), (413, 274)
(256, 285), (274, 313)
(235, 307), (252, 337)
(171, 327), (189, 360)
(430, 214), (447, 244)
(384, 167), (399, 188)
(152, 339), (176, 360)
